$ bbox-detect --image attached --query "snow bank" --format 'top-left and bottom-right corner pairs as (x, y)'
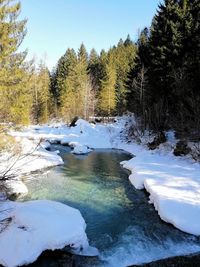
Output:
(120, 143), (200, 235)
(0, 139), (63, 177)
(0, 138), (64, 197)
(10, 118), (124, 149)
(0, 200), (92, 267)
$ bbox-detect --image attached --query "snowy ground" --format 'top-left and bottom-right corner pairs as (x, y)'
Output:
(9, 117), (200, 236)
(0, 116), (200, 266)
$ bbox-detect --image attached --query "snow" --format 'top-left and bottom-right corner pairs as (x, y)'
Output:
(5, 117), (200, 237)
(71, 144), (92, 155)
(1, 118), (200, 262)
(0, 138), (64, 176)
(120, 142), (200, 236)
(0, 200), (94, 267)
(5, 179), (28, 198)
(10, 118), (123, 150)
(0, 138), (64, 196)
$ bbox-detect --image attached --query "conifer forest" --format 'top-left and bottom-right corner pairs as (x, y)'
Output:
(0, 0), (199, 139)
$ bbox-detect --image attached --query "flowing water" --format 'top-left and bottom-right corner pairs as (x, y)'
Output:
(22, 146), (200, 267)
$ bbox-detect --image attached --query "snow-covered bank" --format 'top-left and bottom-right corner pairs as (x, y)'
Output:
(11, 119), (122, 149)
(0, 200), (93, 267)
(120, 144), (200, 235)
(9, 118), (200, 235)
(5, 138), (64, 174)
(0, 138), (64, 196)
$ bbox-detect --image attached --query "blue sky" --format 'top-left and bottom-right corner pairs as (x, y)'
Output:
(19, 0), (161, 70)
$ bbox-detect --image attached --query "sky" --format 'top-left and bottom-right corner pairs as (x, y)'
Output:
(19, 0), (161, 70)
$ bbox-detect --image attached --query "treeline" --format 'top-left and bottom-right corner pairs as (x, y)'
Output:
(0, 0), (199, 138)
(0, 0), (137, 124)
(127, 0), (200, 137)
(50, 37), (137, 121)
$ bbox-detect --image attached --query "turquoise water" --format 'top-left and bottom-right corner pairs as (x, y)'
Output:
(23, 146), (200, 267)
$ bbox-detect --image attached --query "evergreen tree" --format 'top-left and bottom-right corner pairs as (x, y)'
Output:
(78, 43), (88, 63)
(124, 34), (133, 46)
(32, 62), (51, 124)
(148, 0), (183, 102)
(88, 48), (100, 86)
(60, 44), (93, 121)
(98, 59), (117, 116)
(127, 0), (200, 133)
(110, 36), (137, 114)
(55, 48), (77, 108)
(0, 0), (31, 124)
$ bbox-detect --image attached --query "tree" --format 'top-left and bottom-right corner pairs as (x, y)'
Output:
(148, 0), (183, 105)
(88, 48), (100, 87)
(54, 48), (77, 109)
(110, 36), (137, 114)
(124, 34), (132, 46)
(32, 61), (51, 124)
(59, 44), (94, 121)
(0, 0), (30, 124)
(78, 43), (88, 63)
(98, 59), (117, 116)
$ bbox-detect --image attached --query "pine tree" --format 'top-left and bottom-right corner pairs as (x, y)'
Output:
(130, 0), (200, 133)
(149, 0), (183, 99)
(110, 36), (137, 114)
(60, 73), (77, 121)
(78, 43), (88, 63)
(60, 44), (93, 121)
(124, 34), (132, 46)
(32, 61), (51, 124)
(0, 0), (31, 124)
(98, 60), (117, 116)
(55, 48), (77, 108)
(88, 48), (100, 86)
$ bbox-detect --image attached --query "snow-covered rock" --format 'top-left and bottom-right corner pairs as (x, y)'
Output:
(5, 179), (28, 198)
(0, 200), (96, 267)
(40, 140), (51, 150)
(71, 144), (92, 155)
